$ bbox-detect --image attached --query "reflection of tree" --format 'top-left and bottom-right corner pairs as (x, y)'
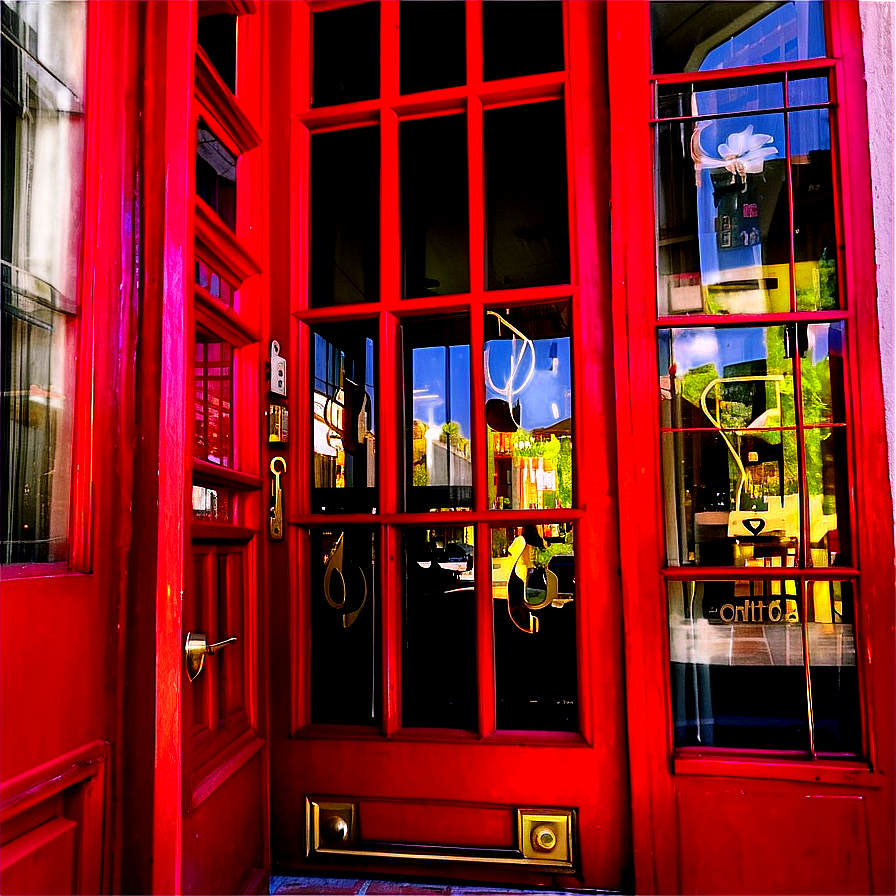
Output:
(412, 419), (428, 486)
(440, 421), (470, 457)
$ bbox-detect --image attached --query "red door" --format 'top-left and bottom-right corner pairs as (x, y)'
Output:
(266, 2), (631, 889)
(0, 3), (141, 892)
(141, 2), (270, 893)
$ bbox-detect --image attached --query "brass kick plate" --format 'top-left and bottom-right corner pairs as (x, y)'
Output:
(306, 798), (576, 872)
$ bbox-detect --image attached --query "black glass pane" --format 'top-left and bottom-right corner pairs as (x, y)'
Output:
(669, 579), (810, 750)
(197, 14), (236, 93)
(484, 101), (570, 290)
(311, 126), (380, 307)
(312, 3), (380, 107)
(401, 114), (469, 298)
(651, 1), (826, 74)
(196, 120), (237, 231)
(310, 527), (380, 726)
(493, 524), (577, 732)
(402, 528), (477, 729)
(399, 1), (466, 95)
(482, 1), (564, 82)
(311, 321), (377, 513)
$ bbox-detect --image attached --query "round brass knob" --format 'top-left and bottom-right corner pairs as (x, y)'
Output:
(322, 815), (349, 843)
(531, 824), (557, 852)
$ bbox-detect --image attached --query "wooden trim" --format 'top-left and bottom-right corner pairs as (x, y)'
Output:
(198, 0), (257, 16)
(190, 729), (265, 808)
(195, 286), (261, 347)
(191, 522), (257, 543)
(195, 48), (262, 155)
(195, 197), (262, 287)
(193, 459), (263, 490)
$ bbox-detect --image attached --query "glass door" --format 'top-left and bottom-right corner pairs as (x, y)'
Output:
(268, 3), (630, 888)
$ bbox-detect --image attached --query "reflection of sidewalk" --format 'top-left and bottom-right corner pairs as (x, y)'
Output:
(670, 617), (855, 667)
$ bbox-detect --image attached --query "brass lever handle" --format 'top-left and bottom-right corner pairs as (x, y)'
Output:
(185, 631), (237, 682)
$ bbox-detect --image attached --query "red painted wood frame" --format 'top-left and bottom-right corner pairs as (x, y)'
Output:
(139, 1), (270, 892)
(609, 2), (895, 893)
(268, 1), (630, 889)
(1, 2), (141, 892)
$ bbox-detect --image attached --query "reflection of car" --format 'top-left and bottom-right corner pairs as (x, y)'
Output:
(434, 542), (473, 573)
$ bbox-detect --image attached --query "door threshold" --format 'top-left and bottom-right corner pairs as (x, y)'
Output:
(270, 876), (623, 896)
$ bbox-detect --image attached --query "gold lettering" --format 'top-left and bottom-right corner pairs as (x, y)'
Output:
(735, 602), (749, 622)
(719, 604), (736, 623)
(768, 600), (782, 622)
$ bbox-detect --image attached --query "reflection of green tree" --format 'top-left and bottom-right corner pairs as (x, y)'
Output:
(440, 421), (470, 456)
(412, 419), (428, 486)
(679, 363), (718, 409)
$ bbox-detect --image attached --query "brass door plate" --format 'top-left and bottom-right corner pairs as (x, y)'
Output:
(518, 809), (574, 865)
(306, 798), (575, 872)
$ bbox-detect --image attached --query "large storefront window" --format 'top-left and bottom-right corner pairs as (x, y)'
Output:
(2, 1), (86, 564)
(651, 1), (860, 758)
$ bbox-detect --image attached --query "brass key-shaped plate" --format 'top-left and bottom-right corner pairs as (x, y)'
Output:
(270, 456), (286, 539)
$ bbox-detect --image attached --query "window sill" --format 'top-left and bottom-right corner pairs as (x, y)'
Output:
(673, 753), (882, 788)
(0, 562), (83, 582)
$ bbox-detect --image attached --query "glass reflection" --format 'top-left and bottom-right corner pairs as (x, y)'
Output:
(196, 119), (237, 231)
(402, 527), (477, 729)
(195, 259), (235, 309)
(656, 112), (790, 316)
(312, 322), (376, 513)
(808, 581), (860, 753)
(194, 333), (233, 467)
(802, 323), (846, 425)
(485, 304), (572, 510)
(312, 3), (380, 108)
(791, 109), (838, 310)
(669, 579), (809, 750)
(492, 523), (577, 731)
(404, 317), (472, 512)
(806, 427), (850, 567)
(310, 527), (380, 726)
(482, 1), (564, 82)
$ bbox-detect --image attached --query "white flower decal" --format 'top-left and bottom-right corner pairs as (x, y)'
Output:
(690, 124), (778, 184)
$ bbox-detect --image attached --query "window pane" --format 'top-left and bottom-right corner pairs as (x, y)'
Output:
(311, 321), (377, 514)
(194, 333), (233, 467)
(196, 119), (237, 231)
(309, 527), (380, 726)
(656, 112), (790, 316)
(669, 579), (809, 750)
(2, 0), (86, 564)
(404, 316), (472, 512)
(311, 126), (380, 307)
(482, 1), (563, 82)
(791, 109), (839, 310)
(651, 1), (826, 74)
(802, 323), (846, 425)
(788, 75), (829, 107)
(485, 303), (572, 510)
(484, 101), (570, 290)
(808, 580), (860, 754)
(197, 14), (236, 93)
(399, 1), (465, 95)
(312, 3), (380, 108)
(402, 527), (477, 730)
(806, 426), (850, 567)
(195, 258), (236, 310)
(401, 114), (469, 298)
(492, 523), (577, 732)
(191, 485), (232, 523)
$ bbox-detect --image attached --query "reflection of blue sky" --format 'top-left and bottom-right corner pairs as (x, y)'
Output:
(412, 345), (471, 436)
(485, 337), (571, 429)
(666, 327), (772, 376)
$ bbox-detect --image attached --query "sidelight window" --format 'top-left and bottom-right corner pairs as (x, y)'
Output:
(651, 2), (861, 757)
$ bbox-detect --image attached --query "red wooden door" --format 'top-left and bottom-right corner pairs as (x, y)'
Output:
(144, 2), (270, 893)
(266, 3), (631, 890)
(0, 3), (141, 892)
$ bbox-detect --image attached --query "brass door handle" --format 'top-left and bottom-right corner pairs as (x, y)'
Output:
(185, 631), (237, 682)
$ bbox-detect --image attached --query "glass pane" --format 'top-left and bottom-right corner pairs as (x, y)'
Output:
(806, 426), (851, 567)
(311, 126), (380, 307)
(196, 119), (237, 231)
(802, 323), (846, 426)
(482, 1), (563, 82)
(492, 523), (577, 732)
(401, 114), (469, 298)
(808, 580), (860, 754)
(658, 79), (785, 118)
(195, 259), (236, 310)
(656, 112), (790, 315)
(791, 109), (839, 310)
(788, 75), (829, 107)
(404, 317), (472, 512)
(310, 527), (380, 726)
(402, 526), (477, 729)
(2, 1), (86, 564)
(484, 101), (570, 290)
(485, 303), (572, 510)
(197, 14), (236, 93)
(311, 321), (377, 513)
(399, 1), (465, 95)
(669, 579), (809, 750)
(651, 1), (826, 74)
(194, 333), (233, 467)
(191, 485), (232, 523)
(312, 3), (380, 108)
